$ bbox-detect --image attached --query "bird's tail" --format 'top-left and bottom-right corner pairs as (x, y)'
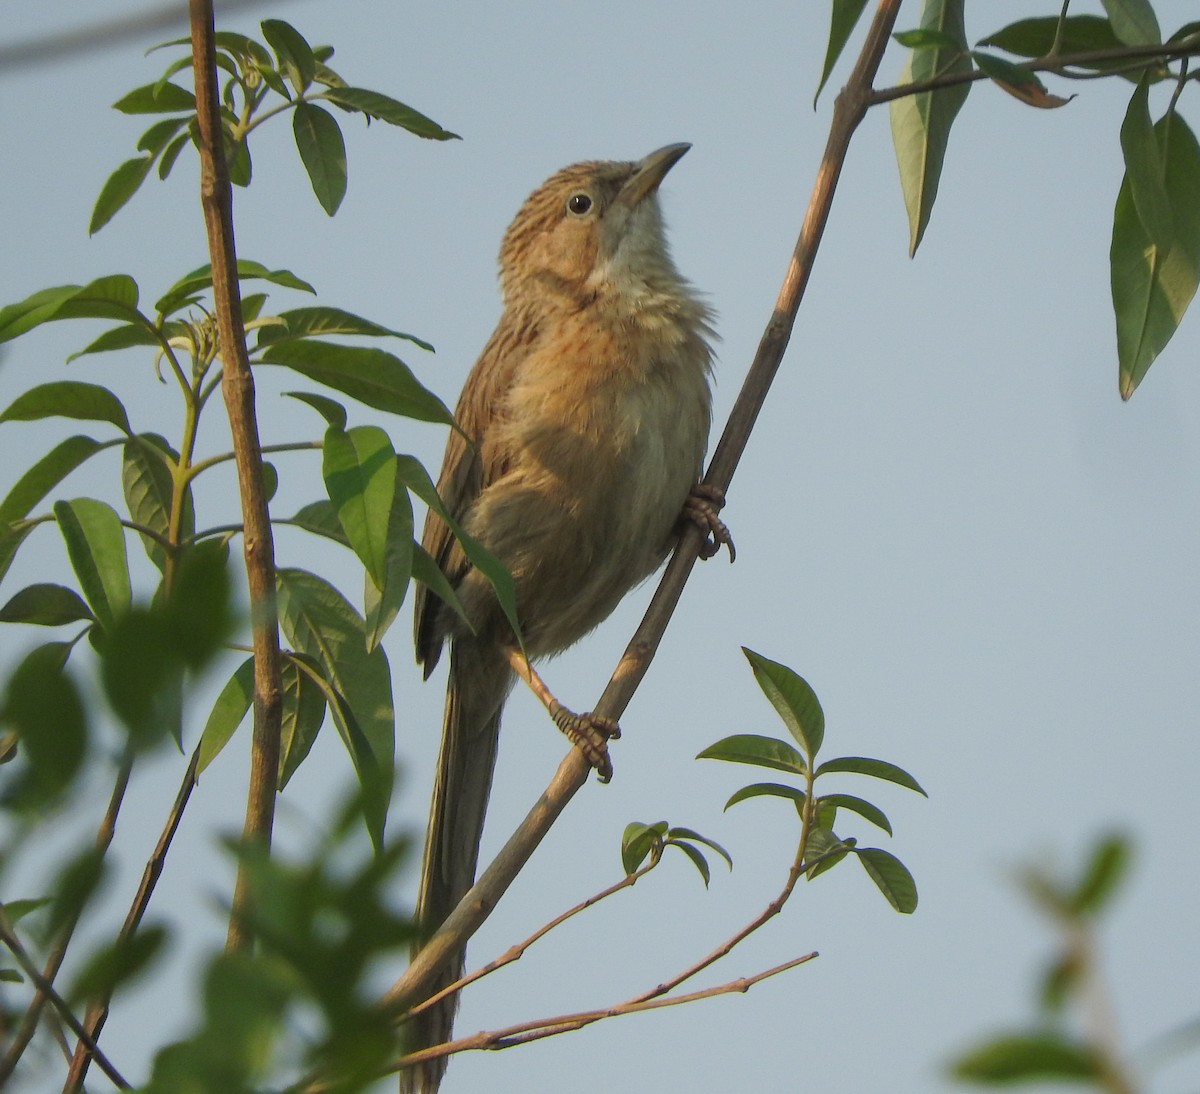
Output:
(402, 640), (511, 1094)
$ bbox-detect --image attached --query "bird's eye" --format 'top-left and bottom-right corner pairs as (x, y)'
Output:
(567, 192), (593, 216)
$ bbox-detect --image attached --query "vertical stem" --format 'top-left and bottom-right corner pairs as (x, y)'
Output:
(187, 0), (283, 953)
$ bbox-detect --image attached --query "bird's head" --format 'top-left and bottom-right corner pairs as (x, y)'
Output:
(498, 143), (692, 310)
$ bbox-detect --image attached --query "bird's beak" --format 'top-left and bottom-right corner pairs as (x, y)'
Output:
(618, 143), (691, 207)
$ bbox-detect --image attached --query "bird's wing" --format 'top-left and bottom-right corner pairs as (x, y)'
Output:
(414, 313), (537, 673)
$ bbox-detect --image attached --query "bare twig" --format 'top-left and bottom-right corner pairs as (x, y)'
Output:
(187, 0), (284, 955)
(0, 914), (130, 1090)
(63, 747), (202, 1091)
(381, 0), (904, 1025)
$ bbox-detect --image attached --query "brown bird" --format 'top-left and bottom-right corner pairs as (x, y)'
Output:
(406, 143), (725, 1093)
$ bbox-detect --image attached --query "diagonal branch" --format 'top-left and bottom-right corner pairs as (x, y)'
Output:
(187, 0), (284, 956)
(380, 0), (903, 1023)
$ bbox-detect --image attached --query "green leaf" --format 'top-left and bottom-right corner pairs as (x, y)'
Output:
(411, 543), (470, 628)
(894, 28), (962, 49)
(0, 524), (35, 590)
(970, 52), (1070, 109)
(0, 583), (94, 626)
(69, 925), (168, 1003)
(53, 499), (131, 629)
(0, 381), (131, 435)
(1, 642), (86, 805)
(890, 0), (971, 255)
(259, 340), (454, 425)
(696, 733), (806, 775)
(1071, 832), (1130, 915)
(100, 607), (183, 747)
(1113, 113), (1200, 398)
(951, 1031), (1101, 1082)
(1100, 0), (1161, 45)
(0, 435), (104, 527)
(283, 391), (348, 429)
(68, 323), (162, 362)
(979, 16), (1124, 61)
(197, 657), (255, 774)
(287, 499), (350, 546)
(0, 898), (52, 925)
(159, 131), (193, 180)
(364, 481), (414, 652)
(742, 647), (824, 759)
(91, 157), (155, 234)
(293, 103), (347, 216)
(669, 841), (711, 887)
(123, 436), (192, 572)
(621, 820), (667, 874)
(137, 116), (188, 156)
(322, 87), (460, 140)
(724, 781), (806, 813)
(856, 847), (918, 913)
(667, 827), (732, 871)
(261, 18), (317, 92)
(323, 426), (397, 587)
(276, 569), (394, 849)
(804, 826), (853, 879)
(1120, 77), (1174, 252)
(278, 656), (327, 789)
(258, 306), (434, 351)
(0, 276), (144, 344)
(815, 755), (928, 795)
(113, 82), (197, 114)
(155, 260), (315, 318)
(818, 793), (892, 834)
(815, 0), (869, 104)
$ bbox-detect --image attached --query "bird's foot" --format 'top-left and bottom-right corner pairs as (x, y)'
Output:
(683, 484), (735, 562)
(550, 705), (621, 783)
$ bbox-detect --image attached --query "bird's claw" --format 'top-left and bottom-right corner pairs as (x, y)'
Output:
(683, 484), (735, 562)
(552, 707), (620, 782)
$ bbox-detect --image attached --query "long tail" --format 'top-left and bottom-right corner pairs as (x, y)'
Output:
(402, 639), (512, 1094)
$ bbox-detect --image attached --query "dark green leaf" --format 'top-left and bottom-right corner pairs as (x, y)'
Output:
(1, 898), (52, 925)
(364, 480), (414, 652)
(69, 925), (168, 1003)
(137, 116), (188, 156)
(322, 87), (460, 140)
(815, 0), (869, 104)
(621, 820), (667, 874)
(323, 426), (397, 587)
(894, 28), (963, 49)
(165, 541), (233, 667)
(262, 18), (317, 92)
(100, 607), (183, 746)
(1101, 0), (1161, 45)
(1071, 832), (1130, 914)
(67, 323), (161, 362)
(979, 16), (1124, 60)
(197, 657), (255, 774)
(293, 102), (347, 216)
(1, 643), (86, 805)
(856, 848), (918, 913)
(1120, 77), (1174, 251)
(0, 524), (35, 590)
(241, 293), (268, 323)
(696, 733), (806, 775)
(0, 969), (24, 983)
(0, 285), (84, 344)
(951, 1031), (1100, 1082)
(667, 827), (732, 871)
(278, 657), (327, 789)
(53, 499), (131, 629)
(804, 826), (852, 879)
(227, 134), (252, 189)
(0, 583), (94, 626)
(287, 499), (350, 546)
(0, 381), (131, 435)
(815, 755), (928, 795)
(411, 543), (469, 628)
(258, 340), (454, 425)
(0, 276), (143, 343)
(670, 841), (710, 887)
(724, 781), (806, 813)
(742, 647), (824, 758)
(276, 569), (394, 849)
(123, 436), (192, 572)
(1113, 114), (1200, 398)
(890, 0), (972, 255)
(158, 130), (192, 180)
(155, 260), (315, 317)
(0, 436), (104, 527)
(818, 793), (893, 834)
(284, 391), (348, 429)
(113, 82), (196, 114)
(91, 157), (154, 234)
(258, 306), (434, 351)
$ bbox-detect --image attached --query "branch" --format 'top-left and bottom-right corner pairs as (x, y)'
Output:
(187, 0), (284, 955)
(380, 0), (903, 1024)
(0, 913), (130, 1090)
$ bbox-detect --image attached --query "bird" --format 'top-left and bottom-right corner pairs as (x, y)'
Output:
(405, 142), (727, 1093)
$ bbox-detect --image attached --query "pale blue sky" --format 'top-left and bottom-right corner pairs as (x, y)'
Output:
(3, 3), (1199, 1092)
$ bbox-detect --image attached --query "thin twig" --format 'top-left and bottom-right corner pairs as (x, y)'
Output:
(0, 914), (130, 1090)
(187, 0), (285, 955)
(379, 0), (903, 1026)
(63, 747), (203, 1091)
